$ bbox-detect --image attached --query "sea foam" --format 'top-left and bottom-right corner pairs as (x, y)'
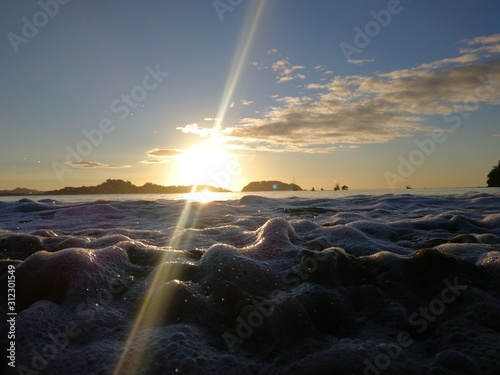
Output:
(1, 192), (500, 374)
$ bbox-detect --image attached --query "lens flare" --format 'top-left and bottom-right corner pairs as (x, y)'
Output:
(112, 2), (268, 373)
(213, 0), (267, 132)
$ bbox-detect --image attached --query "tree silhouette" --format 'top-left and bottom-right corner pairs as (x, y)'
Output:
(487, 161), (500, 187)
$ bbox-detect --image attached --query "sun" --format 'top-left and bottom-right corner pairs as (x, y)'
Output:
(168, 140), (240, 190)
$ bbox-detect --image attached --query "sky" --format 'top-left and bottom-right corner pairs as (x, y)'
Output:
(1, 0), (500, 192)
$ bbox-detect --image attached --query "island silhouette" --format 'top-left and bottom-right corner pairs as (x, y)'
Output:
(241, 180), (302, 192)
(3, 161), (499, 197)
(0, 179), (230, 196)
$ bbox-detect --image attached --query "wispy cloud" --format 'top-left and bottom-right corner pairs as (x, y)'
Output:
(228, 100), (254, 108)
(140, 148), (183, 164)
(461, 34), (500, 46)
(217, 34), (500, 153)
(176, 123), (219, 137)
(66, 162), (132, 169)
(249, 61), (268, 70)
(348, 59), (375, 65)
(272, 59), (306, 83)
(146, 148), (182, 158)
(307, 83), (328, 90)
(275, 96), (312, 105)
(458, 34), (500, 56)
(139, 159), (169, 164)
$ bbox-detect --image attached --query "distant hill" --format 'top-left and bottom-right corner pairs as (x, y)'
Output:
(0, 179), (231, 196)
(0, 187), (43, 196)
(241, 180), (302, 192)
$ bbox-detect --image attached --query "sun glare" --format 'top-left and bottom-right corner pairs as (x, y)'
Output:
(113, 3), (267, 373)
(187, 189), (219, 203)
(169, 141), (239, 190)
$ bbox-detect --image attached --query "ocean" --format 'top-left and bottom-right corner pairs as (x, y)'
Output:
(1, 186), (499, 203)
(1, 188), (500, 374)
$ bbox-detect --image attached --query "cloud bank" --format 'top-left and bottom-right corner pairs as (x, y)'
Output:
(218, 37), (500, 152)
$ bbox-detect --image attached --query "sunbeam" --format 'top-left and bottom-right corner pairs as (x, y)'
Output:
(213, 0), (267, 132)
(112, 3), (268, 373)
(112, 196), (204, 375)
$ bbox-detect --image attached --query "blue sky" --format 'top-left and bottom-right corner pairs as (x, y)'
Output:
(1, 0), (499, 191)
